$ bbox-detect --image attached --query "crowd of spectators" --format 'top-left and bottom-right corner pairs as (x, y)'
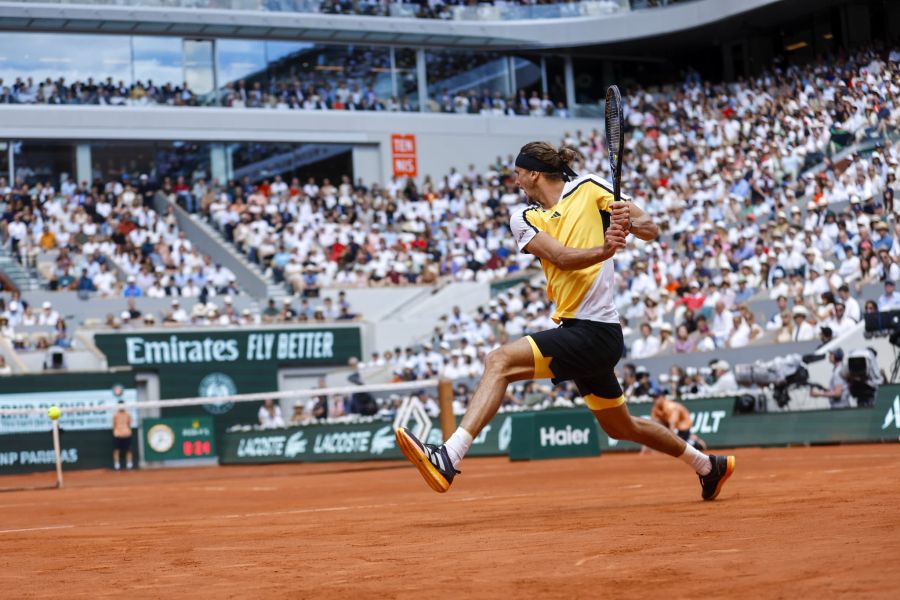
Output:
(3, 45), (900, 392)
(0, 75), (563, 118)
(0, 172), (242, 308)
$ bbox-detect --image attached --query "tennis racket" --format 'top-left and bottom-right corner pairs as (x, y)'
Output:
(605, 85), (624, 204)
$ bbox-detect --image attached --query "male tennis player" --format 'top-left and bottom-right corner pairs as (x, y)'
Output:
(397, 141), (735, 500)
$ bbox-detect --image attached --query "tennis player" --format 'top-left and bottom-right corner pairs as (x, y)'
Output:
(397, 141), (735, 500)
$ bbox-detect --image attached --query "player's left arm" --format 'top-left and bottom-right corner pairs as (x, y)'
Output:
(611, 201), (659, 241)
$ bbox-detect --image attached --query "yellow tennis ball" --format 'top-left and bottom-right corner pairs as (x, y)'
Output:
(47, 406), (61, 420)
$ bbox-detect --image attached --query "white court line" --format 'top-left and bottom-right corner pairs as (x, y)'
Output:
(0, 492), (542, 536)
(0, 525), (74, 535)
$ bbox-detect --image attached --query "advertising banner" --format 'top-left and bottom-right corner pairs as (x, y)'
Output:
(220, 414), (514, 465)
(0, 372), (136, 435)
(509, 411), (601, 460)
(0, 428), (138, 475)
(94, 326), (363, 432)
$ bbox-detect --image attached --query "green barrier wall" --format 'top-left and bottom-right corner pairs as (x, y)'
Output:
(0, 428), (138, 475)
(600, 387), (900, 451)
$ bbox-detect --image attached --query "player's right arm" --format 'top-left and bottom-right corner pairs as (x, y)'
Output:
(525, 230), (626, 271)
(509, 206), (626, 271)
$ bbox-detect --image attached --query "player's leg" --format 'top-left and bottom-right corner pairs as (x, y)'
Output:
(396, 336), (539, 493)
(113, 444), (120, 471)
(580, 372), (735, 501)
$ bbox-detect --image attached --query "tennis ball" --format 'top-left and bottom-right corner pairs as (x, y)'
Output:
(47, 406), (61, 420)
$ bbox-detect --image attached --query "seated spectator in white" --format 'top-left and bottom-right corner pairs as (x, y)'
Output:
(726, 313), (751, 348)
(258, 398), (285, 429)
(790, 306), (817, 341)
(837, 285), (861, 322)
(711, 301), (733, 346)
(707, 360), (737, 394)
(92, 262), (117, 297)
(0, 354), (11, 375)
(657, 322), (674, 354)
(877, 280), (900, 310)
(37, 301), (60, 326)
(631, 322), (660, 359)
(766, 296), (790, 331)
(825, 302), (858, 338)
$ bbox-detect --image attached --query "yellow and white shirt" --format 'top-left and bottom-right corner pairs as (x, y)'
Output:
(509, 173), (626, 324)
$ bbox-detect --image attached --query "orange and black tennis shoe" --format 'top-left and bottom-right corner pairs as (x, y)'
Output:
(396, 427), (459, 493)
(699, 455), (736, 501)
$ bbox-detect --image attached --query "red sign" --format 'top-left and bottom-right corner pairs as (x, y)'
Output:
(391, 134), (417, 177)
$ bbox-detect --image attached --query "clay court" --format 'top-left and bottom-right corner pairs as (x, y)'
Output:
(1, 444), (899, 599)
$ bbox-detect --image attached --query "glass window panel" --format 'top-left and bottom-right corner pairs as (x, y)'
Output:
(0, 33), (131, 85)
(133, 36), (183, 87)
(253, 42), (392, 110)
(394, 48), (418, 111)
(11, 141), (75, 188)
(217, 39), (267, 89)
(183, 39), (215, 96)
(425, 49), (510, 114)
(573, 56), (607, 106)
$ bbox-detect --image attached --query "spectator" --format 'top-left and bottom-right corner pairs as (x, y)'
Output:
(877, 280), (900, 310)
(631, 322), (660, 359)
(707, 360), (737, 394)
(258, 398), (285, 429)
(790, 306), (817, 341)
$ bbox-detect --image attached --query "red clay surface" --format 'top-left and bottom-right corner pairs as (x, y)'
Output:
(1, 444), (899, 599)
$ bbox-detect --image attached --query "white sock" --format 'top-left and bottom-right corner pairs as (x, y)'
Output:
(444, 427), (474, 469)
(680, 443), (712, 476)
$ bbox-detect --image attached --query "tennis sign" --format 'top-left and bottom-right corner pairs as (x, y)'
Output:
(391, 134), (417, 177)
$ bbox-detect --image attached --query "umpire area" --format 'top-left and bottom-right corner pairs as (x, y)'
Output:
(1, 444), (898, 598)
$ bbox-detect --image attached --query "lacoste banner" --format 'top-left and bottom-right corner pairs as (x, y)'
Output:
(93, 326), (363, 431)
(219, 414), (514, 465)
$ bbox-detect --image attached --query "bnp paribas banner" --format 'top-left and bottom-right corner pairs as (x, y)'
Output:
(220, 415), (514, 464)
(94, 326), (363, 430)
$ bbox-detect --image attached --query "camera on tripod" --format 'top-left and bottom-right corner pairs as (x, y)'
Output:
(734, 354), (809, 408)
(841, 348), (882, 407)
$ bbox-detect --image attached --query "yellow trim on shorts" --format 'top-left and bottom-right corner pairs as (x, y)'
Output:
(525, 335), (554, 380)
(584, 394), (625, 411)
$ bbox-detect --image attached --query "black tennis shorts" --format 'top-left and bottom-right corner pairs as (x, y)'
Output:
(114, 436), (132, 452)
(528, 319), (624, 399)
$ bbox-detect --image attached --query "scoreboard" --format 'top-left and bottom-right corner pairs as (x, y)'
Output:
(143, 417), (216, 462)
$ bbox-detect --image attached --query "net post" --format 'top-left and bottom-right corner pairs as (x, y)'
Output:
(438, 379), (455, 442)
(51, 420), (64, 489)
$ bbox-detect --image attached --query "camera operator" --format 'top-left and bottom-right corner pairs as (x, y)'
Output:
(810, 349), (851, 409)
(840, 348), (884, 408)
